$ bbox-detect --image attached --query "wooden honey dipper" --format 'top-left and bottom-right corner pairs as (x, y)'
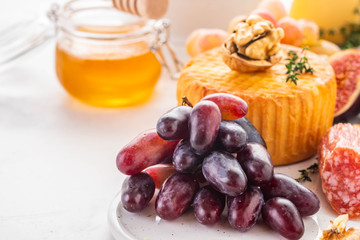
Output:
(112, 0), (169, 19)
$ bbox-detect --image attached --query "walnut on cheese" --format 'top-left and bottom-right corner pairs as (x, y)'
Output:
(320, 214), (360, 240)
(222, 14), (284, 72)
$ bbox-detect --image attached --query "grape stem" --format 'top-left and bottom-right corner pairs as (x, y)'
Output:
(182, 96), (193, 107)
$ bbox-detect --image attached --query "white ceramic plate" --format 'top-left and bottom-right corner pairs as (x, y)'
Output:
(108, 156), (359, 240)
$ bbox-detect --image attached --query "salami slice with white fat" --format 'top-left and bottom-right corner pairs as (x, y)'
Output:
(318, 123), (360, 218)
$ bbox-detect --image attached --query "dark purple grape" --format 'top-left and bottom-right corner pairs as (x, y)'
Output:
(237, 143), (273, 186)
(172, 140), (203, 174)
(234, 117), (267, 149)
(189, 100), (221, 155)
(262, 197), (304, 240)
(228, 186), (264, 232)
(156, 106), (192, 140)
(202, 151), (247, 196)
(227, 196), (234, 208)
(194, 170), (209, 188)
(155, 173), (199, 220)
(193, 186), (225, 225)
(121, 172), (155, 212)
(217, 121), (248, 153)
(260, 173), (320, 216)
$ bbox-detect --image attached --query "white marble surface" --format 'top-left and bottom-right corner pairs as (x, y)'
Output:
(0, 40), (180, 240)
(0, 1), (260, 239)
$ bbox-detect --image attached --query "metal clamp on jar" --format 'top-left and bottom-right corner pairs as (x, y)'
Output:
(49, 0), (181, 107)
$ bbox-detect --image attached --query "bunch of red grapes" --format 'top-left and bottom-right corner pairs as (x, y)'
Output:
(116, 93), (320, 240)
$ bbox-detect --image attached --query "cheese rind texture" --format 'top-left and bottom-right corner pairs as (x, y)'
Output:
(177, 45), (336, 165)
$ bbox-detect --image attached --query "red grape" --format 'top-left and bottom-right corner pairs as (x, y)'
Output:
(234, 117), (267, 148)
(155, 173), (199, 220)
(202, 151), (247, 196)
(121, 172), (155, 212)
(227, 186), (264, 231)
(143, 164), (176, 189)
(194, 170), (209, 188)
(260, 173), (320, 216)
(156, 106), (192, 140)
(217, 121), (248, 153)
(237, 143), (273, 186)
(173, 140), (203, 174)
(262, 197), (304, 240)
(201, 93), (248, 120)
(116, 129), (179, 175)
(193, 186), (225, 225)
(189, 100), (221, 155)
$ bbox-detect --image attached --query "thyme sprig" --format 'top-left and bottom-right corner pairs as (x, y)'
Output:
(295, 163), (319, 183)
(285, 47), (314, 85)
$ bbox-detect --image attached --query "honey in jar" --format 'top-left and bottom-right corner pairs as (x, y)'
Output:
(54, 0), (165, 107)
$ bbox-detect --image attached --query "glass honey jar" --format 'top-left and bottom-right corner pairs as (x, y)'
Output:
(51, 0), (174, 107)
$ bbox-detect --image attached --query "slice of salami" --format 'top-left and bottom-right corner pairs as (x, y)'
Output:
(318, 123), (360, 218)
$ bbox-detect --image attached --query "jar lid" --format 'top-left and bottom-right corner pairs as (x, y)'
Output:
(54, 0), (156, 40)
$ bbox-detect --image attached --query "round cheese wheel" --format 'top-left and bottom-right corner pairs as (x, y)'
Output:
(177, 45), (336, 165)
